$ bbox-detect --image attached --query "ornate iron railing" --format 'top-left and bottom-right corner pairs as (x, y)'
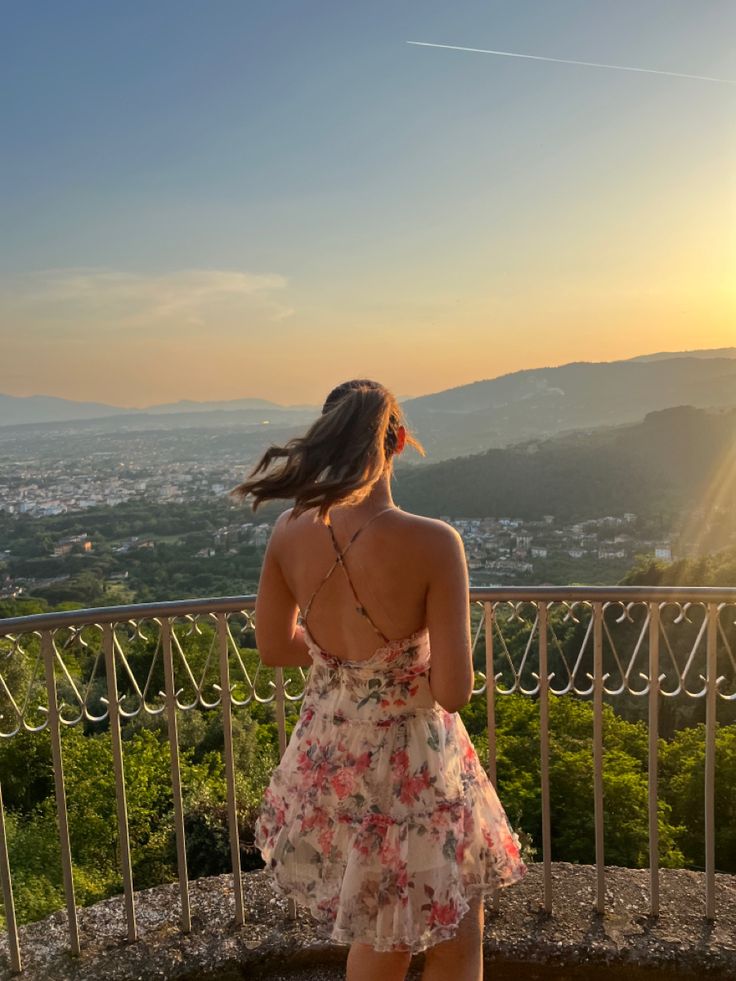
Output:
(0, 586), (734, 973)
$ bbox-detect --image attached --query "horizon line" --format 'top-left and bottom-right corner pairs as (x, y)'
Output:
(2, 346), (736, 409)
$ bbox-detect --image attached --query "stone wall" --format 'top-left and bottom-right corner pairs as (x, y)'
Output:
(1, 863), (734, 979)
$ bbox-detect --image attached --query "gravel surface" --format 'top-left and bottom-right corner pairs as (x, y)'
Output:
(1, 863), (734, 980)
(215, 964), (724, 979)
(260, 971), (717, 980)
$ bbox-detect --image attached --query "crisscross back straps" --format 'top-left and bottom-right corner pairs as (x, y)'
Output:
(301, 506), (396, 643)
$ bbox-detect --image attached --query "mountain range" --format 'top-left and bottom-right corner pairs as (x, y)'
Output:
(399, 352), (736, 460)
(2, 347), (735, 463)
(0, 394), (298, 426)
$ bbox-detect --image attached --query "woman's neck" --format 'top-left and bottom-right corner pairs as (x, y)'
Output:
(332, 471), (397, 516)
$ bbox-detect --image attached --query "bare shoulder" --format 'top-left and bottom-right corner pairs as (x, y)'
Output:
(396, 511), (464, 555)
(266, 507), (296, 548)
(271, 505), (461, 557)
(270, 504), (330, 542)
(274, 506), (295, 529)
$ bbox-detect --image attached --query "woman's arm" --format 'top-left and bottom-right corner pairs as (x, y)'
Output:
(425, 524), (473, 713)
(254, 512), (313, 668)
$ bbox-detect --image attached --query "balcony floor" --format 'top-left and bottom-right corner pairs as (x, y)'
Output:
(2, 862), (734, 980)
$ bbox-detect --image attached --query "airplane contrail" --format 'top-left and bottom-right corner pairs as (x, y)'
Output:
(406, 40), (736, 85)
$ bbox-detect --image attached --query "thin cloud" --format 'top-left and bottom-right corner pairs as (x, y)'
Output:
(407, 40), (736, 85)
(2, 267), (293, 329)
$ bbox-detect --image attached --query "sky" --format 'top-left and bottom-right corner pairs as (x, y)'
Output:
(1, 0), (734, 407)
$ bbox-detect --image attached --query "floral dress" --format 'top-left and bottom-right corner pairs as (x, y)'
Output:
(254, 507), (528, 954)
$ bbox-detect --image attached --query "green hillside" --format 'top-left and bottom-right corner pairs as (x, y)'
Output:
(394, 405), (736, 522)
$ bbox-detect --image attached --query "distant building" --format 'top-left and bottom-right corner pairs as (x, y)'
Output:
(598, 547), (626, 559)
(489, 559), (533, 575)
(253, 523), (271, 546)
(54, 534), (92, 557)
(655, 544), (672, 561)
(38, 504), (66, 517)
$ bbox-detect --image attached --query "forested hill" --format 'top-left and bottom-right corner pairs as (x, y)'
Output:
(393, 405), (736, 522)
(400, 356), (736, 460)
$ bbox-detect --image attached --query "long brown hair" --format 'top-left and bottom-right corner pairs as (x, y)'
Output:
(230, 379), (425, 522)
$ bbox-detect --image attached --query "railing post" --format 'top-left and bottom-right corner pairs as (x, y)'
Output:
(484, 602), (497, 787)
(538, 601), (552, 914)
(41, 629), (80, 955)
(102, 622), (137, 942)
(273, 665), (297, 920)
(647, 602), (660, 916)
(592, 602), (605, 914)
(274, 666), (288, 758)
(161, 617), (191, 932)
(704, 603), (717, 921)
(0, 780), (21, 973)
(483, 601), (500, 914)
(216, 614), (245, 926)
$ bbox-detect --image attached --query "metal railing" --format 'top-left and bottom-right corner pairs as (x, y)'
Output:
(0, 586), (734, 974)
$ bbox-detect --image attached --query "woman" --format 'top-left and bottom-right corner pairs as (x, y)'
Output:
(232, 379), (527, 981)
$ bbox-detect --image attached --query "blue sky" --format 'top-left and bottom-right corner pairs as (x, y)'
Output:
(2, 1), (733, 405)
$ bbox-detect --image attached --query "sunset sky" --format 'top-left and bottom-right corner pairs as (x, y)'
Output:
(2, 1), (734, 407)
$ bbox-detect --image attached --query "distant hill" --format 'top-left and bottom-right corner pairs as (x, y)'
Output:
(0, 394), (132, 426)
(0, 395), (318, 429)
(394, 405), (736, 522)
(400, 356), (736, 461)
(626, 347), (736, 362)
(147, 397), (286, 413)
(3, 349), (735, 441)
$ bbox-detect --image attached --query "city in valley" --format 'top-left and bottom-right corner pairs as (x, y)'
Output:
(2, 417), (725, 607)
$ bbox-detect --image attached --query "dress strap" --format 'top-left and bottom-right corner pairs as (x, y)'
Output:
(327, 506), (397, 559)
(300, 507), (396, 644)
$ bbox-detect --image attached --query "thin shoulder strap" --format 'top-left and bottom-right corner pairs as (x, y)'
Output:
(301, 507), (396, 642)
(328, 506), (397, 559)
(325, 507), (396, 643)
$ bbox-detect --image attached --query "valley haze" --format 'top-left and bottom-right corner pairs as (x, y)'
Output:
(2, 348), (736, 460)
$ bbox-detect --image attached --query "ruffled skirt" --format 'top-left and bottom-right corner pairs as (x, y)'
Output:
(254, 704), (528, 953)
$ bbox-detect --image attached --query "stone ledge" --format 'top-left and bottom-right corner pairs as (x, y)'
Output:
(0, 863), (734, 979)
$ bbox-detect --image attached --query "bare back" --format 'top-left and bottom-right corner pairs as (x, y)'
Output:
(275, 505), (449, 663)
